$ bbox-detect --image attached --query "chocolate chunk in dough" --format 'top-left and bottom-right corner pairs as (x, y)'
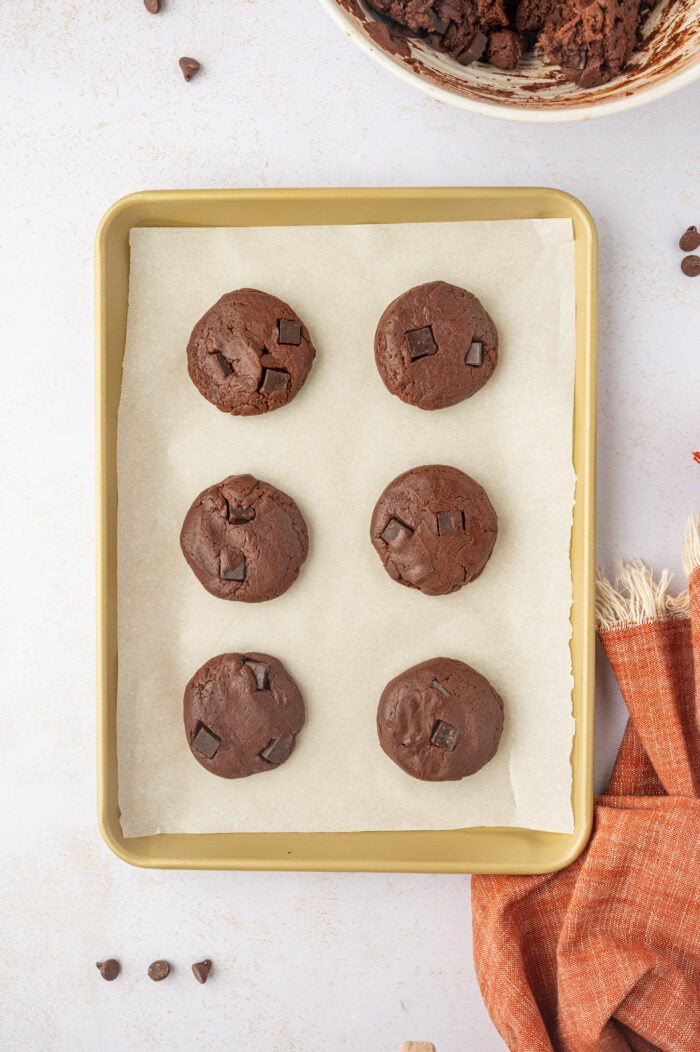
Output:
(681, 255), (700, 278)
(377, 657), (504, 781)
(193, 723), (221, 759)
(432, 679), (450, 698)
(406, 326), (438, 361)
(187, 289), (316, 416)
(456, 30), (487, 65)
(180, 474), (309, 602)
(192, 960), (212, 984)
(96, 960), (120, 981)
(184, 652), (305, 779)
(679, 227), (700, 253)
(278, 319), (302, 345)
(148, 960), (171, 982)
(374, 281), (498, 411)
(371, 465), (497, 596)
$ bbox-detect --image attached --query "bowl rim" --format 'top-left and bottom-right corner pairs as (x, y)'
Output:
(319, 0), (700, 123)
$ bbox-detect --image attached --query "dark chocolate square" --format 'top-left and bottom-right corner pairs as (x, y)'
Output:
(431, 679), (450, 698)
(193, 723), (220, 759)
(244, 659), (269, 691)
(278, 319), (301, 345)
(260, 368), (290, 395)
(260, 738), (292, 765)
(381, 517), (413, 544)
(465, 341), (483, 367)
(214, 351), (233, 376)
(430, 720), (458, 752)
(437, 509), (464, 536)
(456, 30), (487, 65)
(405, 326), (438, 361)
(219, 549), (246, 582)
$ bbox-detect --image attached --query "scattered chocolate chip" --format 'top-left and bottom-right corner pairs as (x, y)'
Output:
(179, 57), (201, 82)
(430, 720), (458, 751)
(436, 509), (464, 535)
(259, 368), (290, 395)
(381, 517), (413, 544)
(214, 351), (233, 377)
(679, 226), (700, 252)
(405, 326), (438, 361)
(148, 960), (171, 982)
(681, 255), (700, 277)
(430, 11), (450, 34)
(193, 723), (220, 760)
(219, 548), (246, 581)
(278, 319), (301, 345)
(576, 50), (588, 71)
(260, 738), (292, 765)
(456, 31), (487, 65)
(228, 505), (255, 524)
(431, 679), (450, 698)
(244, 659), (269, 691)
(192, 959), (212, 984)
(144, 0), (160, 12)
(96, 960), (120, 981)
(465, 340), (483, 367)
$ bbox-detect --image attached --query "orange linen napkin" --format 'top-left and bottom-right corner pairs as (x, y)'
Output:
(472, 517), (700, 1052)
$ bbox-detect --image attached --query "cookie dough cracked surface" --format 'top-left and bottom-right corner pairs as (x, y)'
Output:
(187, 288), (316, 416)
(180, 474), (309, 602)
(370, 464), (498, 596)
(374, 281), (498, 411)
(377, 657), (504, 781)
(184, 652), (305, 779)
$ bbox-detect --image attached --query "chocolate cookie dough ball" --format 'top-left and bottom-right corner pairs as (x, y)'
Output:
(187, 288), (316, 415)
(370, 464), (498, 596)
(180, 474), (309, 602)
(374, 281), (498, 411)
(184, 652), (305, 779)
(539, 0), (640, 88)
(377, 657), (504, 781)
(366, 0), (507, 63)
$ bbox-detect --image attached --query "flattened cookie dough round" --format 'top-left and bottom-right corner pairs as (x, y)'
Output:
(377, 657), (504, 782)
(187, 288), (316, 415)
(184, 652), (305, 779)
(374, 281), (498, 410)
(370, 464), (497, 596)
(180, 474), (309, 602)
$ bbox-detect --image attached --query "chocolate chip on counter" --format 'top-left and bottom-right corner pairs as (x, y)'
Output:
(278, 319), (301, 345)
(192, 959), (212, 984)
(148, 960), (171, 982)
(259, 368), (290, 395)
(437, 510), (464, 535)
(96, 959), (121, 981)
(144, 0), (161, 12)
(430, 720), (459, 751)
(456, 31), (487, 66)
(405, 326), (438, 361)
(179, 57), (201, 82)
(465, 340), (483, 367)
(244, 659), (269, 691)
(381, 517), (413, 544)
(259, 738), (292, 765)
(214, 351), (233, 377)
(193, 724), (220, 760)
(681, 255), (700, 277)
(679, 226), (700, 253)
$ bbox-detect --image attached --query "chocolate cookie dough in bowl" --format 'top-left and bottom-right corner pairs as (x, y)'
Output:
(377, 657), (504, 781)
(187, 288), (316, 415)
(184, 652), (305, 779)
(320, 0), (700, 121)
(370, 464), (498, 595)
(180, 474), (309, 602)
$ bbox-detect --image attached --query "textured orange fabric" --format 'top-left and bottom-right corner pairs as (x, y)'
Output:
(472, 567), (700, 1052)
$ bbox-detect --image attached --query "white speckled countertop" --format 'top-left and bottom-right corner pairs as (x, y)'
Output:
(1, 3), (698, 1049)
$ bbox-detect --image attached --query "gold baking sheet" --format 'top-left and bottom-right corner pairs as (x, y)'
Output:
(96, 187), (596, 872)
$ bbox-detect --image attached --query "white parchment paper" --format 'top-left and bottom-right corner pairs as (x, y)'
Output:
(118, 220), (576, 837)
